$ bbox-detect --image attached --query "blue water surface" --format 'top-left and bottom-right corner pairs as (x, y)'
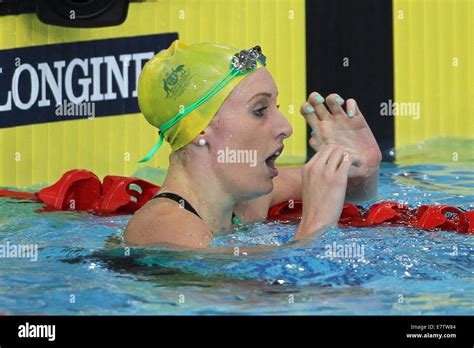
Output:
(0, 162), (473, 315)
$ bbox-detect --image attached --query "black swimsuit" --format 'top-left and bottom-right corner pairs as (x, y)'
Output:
(152, 192), (201, 219)
(151, 192), (241, 224)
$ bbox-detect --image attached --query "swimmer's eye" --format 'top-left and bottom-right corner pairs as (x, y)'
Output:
(253, 107), (268, 117)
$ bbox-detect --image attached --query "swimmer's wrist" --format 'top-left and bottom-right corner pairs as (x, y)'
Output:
(346, 167), (380, 202)
(295, 217), (330, 240)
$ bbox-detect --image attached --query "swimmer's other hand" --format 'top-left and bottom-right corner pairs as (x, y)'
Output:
(295, 143), (361, 240)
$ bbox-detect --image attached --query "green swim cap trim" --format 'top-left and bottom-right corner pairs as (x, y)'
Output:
(231, 214), (243, 225)
(138, 45), (266, 163)
(138, 68), (240, 162)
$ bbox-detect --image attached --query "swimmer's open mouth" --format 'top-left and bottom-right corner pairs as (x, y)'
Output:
(265, 145), (284, 173)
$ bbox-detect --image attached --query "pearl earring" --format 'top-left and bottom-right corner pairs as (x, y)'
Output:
(198, 139), (206, 146)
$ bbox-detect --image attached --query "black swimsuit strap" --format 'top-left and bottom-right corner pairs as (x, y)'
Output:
(152, 192), (238, 223)
(152, 192), (201, 219)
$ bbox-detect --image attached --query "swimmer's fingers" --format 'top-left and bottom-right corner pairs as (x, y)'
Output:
(308, 92), (331, 121)
(325, 93), (345, 115)
(334, 152), (352, 183)
(301, 92), (330, 150)
(326, 148), (362, 172)
(305, 92), (364, 121)
(345, 98), (365, 119)
(308, 129), (322, 152)
(300, 101), (322, 151)
(306, 143), (339, 169)
(300, 102), (318, 133)
(345, 99), (357, 118)
(326, 148), (348, 172)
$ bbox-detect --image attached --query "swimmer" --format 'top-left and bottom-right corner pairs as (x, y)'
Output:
(124, 41), (382, 250)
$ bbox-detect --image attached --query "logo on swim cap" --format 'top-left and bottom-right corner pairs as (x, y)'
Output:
(163, 65), (192, 100)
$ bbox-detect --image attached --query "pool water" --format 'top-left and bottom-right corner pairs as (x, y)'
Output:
(0, 162), (473, 315)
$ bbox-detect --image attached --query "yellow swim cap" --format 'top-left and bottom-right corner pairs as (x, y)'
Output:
(138, 40), (266, 161)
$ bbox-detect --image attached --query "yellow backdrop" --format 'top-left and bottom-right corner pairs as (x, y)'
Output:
(0, 0), (307, 188)
(393, 0), (474, 163)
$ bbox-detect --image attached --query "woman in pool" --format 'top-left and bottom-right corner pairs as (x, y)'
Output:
(125, 40), (382, 249)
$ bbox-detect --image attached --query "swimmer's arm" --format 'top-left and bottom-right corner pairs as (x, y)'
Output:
(271, 166), (379, 205)
(124, 202), (213, 248)
(132, 239), (310, 254)
(198, 235), (322, 255)
(344, 166), (380, 202)
(200, 244), (288, 254)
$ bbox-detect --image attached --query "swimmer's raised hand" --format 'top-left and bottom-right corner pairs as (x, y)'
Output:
(301, 92), (382, 179)
(295, 143), (361, 240)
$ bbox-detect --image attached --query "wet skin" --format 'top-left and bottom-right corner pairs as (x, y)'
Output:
(125, 68), (382, 250)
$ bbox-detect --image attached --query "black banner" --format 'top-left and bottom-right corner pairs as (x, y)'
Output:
(306, 0), (394, 160)
(0, 315), (472, 346)
(0, 33), (178, 128)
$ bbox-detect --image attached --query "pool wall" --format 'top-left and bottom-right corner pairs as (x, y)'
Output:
(0, 0), (308, 188)
(0, 0), (472, 188)
(393, 0), (473, 153)
(305, 0), (473, 164)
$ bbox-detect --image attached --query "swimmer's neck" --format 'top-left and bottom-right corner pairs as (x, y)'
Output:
(161, 158), (237, 234)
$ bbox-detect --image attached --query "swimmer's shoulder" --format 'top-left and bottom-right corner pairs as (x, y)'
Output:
(124, 199), (212, 249)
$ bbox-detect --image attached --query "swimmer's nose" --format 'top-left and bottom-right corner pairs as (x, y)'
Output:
(276, 109), (293, 140)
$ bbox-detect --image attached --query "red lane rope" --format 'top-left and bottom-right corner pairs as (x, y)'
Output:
(267, 200), (473, 234)
(0, 189), (37, 200)
(1, 169), (472, 234)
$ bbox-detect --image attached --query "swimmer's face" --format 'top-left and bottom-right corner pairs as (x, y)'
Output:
(206, 68), (293, 199)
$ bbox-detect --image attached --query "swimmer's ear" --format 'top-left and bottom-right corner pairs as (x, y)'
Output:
(191, 131), (207, 147)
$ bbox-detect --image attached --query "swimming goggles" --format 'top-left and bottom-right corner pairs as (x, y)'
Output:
(138, 45), (267, 163)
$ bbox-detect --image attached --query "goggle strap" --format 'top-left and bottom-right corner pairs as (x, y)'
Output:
(138, 68), (240, 163)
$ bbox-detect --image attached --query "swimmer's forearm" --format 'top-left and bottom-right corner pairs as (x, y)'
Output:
(201, 243), (295, 254)
(294, 221), (329, 241)
(274, 165), (379, 204)
(202, 233), (327, 254)
(345, 166), (380, 202)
